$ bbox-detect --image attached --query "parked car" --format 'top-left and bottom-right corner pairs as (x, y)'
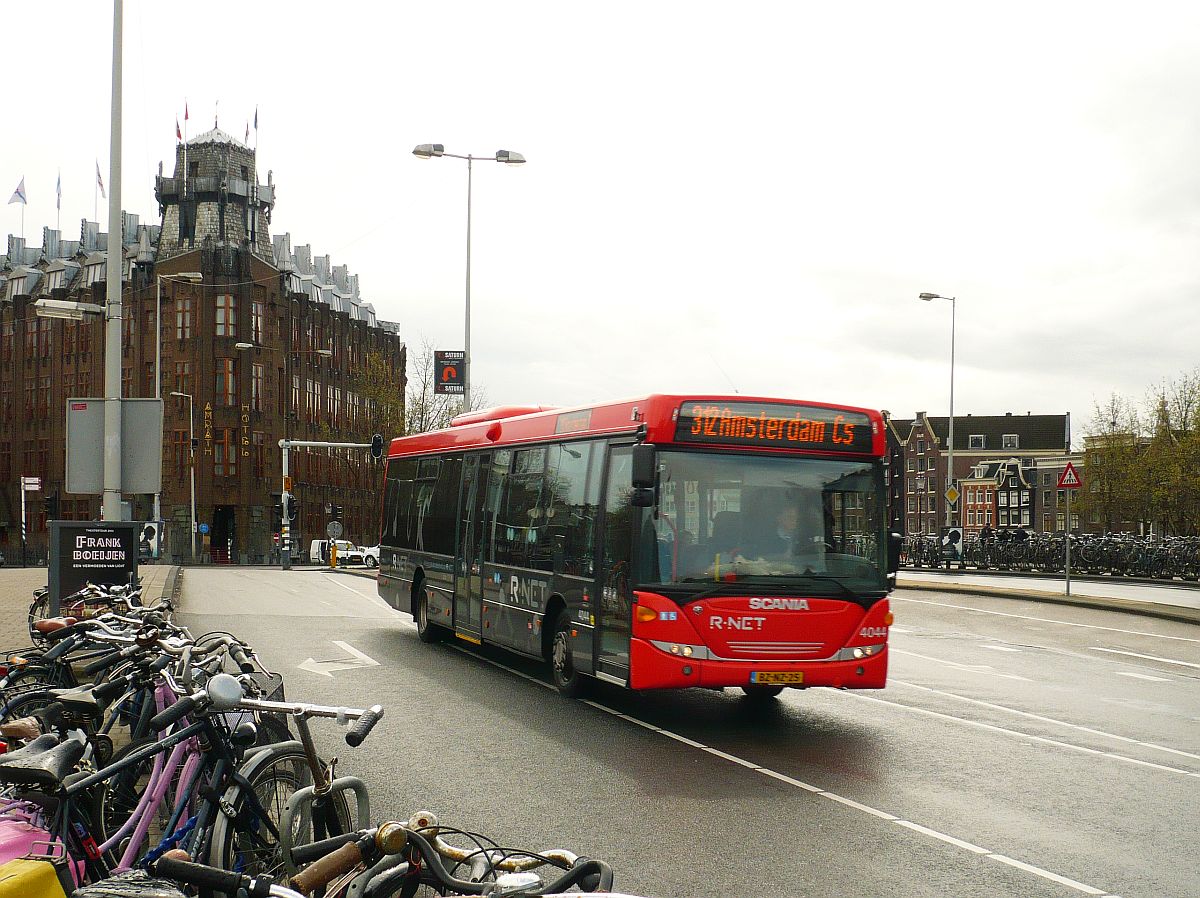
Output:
(309, 538), (366, 566)
(358, 545), (379, 568)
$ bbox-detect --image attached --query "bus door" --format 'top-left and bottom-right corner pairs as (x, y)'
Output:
(596, 444), (634, 681)
(455, 453), (490, 639)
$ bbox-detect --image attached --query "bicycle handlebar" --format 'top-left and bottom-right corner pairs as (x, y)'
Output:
(345, 705), (383, 746)
(149, 694), (197, 731)
(151, 856), (300, 898)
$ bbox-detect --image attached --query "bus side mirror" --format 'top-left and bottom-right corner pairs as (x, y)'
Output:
(887, 532), (902, 574)
(632, 444), (655, 489)
(630, 487), (655, 507)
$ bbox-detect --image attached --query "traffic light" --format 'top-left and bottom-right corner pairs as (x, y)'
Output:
(285, 496), (297, 521)
(370, 433), (384, 460)
(43, 493), (59, 519)
(331, 504), (343, 521)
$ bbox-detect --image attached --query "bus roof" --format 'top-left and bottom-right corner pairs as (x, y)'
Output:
(387, 394), (886, 459)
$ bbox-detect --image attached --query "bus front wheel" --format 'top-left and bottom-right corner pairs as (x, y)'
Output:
(550, 609), (588, 698)
(741, 685), (784, 699)
(416, 588), (445, 644)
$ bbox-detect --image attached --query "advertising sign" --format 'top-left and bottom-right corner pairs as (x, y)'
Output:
(939, 526), (964, 565)
(48, 521), (139, 614)
(434, 350), (465, 395)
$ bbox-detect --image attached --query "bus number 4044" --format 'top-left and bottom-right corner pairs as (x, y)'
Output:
(860, 627), (888, 639)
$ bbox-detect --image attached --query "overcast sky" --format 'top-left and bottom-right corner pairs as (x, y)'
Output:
(6, 1), (1198, 440)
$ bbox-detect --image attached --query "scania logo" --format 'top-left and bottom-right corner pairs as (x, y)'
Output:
(748, 598), (810, 611)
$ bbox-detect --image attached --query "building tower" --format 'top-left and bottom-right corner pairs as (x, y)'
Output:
(154, 128), (275, 262)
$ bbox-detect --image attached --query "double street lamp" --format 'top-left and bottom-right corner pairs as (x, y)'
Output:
(412, 144), (526, 410)
(918, 292), (957, 534)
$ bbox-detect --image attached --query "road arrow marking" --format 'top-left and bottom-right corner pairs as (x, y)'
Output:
(298, 640), (380, 677)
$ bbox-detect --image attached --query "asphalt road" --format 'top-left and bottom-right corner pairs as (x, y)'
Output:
(178, 569), (1200, 898)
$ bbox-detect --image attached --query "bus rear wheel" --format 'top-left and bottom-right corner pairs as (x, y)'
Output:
(416, 588), (445, 644)
(741, 685), (784, 699)
(550, 610), (588, 698)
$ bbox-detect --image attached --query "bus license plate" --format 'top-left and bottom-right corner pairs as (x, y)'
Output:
(750, 671), (804, 685)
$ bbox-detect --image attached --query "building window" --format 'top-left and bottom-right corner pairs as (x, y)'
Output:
(38, 376), (50, 419)
(916, 440), (924, 454)
(174, 361), (191, 396)
(969, 434), (985, 449)
(215, 294), (236, 337)
(291, 375), (300, 417)
(175, 296), (193, 340)
(1002, 434), (1019, 449)
(252, 363), (264, 412)
(1, 321), (12, 362)
(307, 379), (319, 421)
(216, 358), (237, 405)
(252, 431), (266, 478)
(1056, 512), (1066, 532)
(906, 457), (914, 472)
(1009, 489), (1018, 506)
(998, 491), (1008, 507)
(1021, 509), (1031, 526)
(214, 429), (237, 477)
(251, 299), (264, 344)
(172, 430), (189, 479)
(1043, 489), (1053, 507)
(122, 367), (133, 396)
(37, 319), (51, 358)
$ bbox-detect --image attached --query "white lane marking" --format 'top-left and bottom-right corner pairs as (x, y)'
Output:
(981, 644), (1021, 652)
(895, 596), (1200, 643)
(1090, 647), (1200, 669)
(442, 641), (1121, 897)
(893, 649), (1032, 682)
(889, 626), (913, 633)
(890, 679), (1200, 761)
(297, 640), (380, 677)
(842, 691), (1200, 778)
(987, 853), (1106, 895)
(1115, 671), (1170, 683)
(321, 574), (380, 599)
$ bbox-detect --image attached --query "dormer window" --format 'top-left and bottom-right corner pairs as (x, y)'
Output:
(1002, 433), (1019, 449)
(969, 434), (986, 449)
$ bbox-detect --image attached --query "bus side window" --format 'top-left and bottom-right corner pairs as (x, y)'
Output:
(383, 457), (417, 549)
(603, 447), (634, 587)
(547, 441), (597, 577)
(424, 455), (463, 556)
(496, 447), (547, 570)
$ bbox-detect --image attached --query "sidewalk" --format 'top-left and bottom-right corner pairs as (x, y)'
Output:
(0, 564), (179, 649)
(898, 569), (1200, 625)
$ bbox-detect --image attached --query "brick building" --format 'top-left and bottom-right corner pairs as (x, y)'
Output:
(0, 128), (405, 563)
(889, 411), (1071, 536)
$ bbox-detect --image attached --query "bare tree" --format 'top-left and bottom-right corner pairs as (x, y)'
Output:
(404, 338), (488, 435)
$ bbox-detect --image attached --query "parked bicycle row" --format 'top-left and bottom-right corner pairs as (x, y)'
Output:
(902, 531), (1200, 580)
(0, 580), (618, 898)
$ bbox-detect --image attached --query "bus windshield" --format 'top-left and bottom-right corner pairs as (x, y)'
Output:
(644, 450), (887, 597)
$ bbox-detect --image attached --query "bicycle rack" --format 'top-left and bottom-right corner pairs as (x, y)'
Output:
(279, 774), (371, 876)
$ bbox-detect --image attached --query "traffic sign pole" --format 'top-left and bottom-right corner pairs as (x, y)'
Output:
(1066, 488), (1072, 596)
(1057, 462), (1082, 596)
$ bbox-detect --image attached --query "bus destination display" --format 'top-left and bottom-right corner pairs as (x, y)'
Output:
(675, 401), (874, 453)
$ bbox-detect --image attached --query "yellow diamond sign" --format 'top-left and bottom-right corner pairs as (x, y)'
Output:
(945, 486), (960, 505)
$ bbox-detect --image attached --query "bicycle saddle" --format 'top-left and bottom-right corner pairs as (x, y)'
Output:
(33, 617), (79, 634)
(50, 684), (106, 719)
(0, 736), (85, 790)
(0, 733), (58, 759)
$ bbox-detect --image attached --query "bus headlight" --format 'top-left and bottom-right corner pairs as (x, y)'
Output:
(834, 644), (885, 661)
(650, 640), (709, 660)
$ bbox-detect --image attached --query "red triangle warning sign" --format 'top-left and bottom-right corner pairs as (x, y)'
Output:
(1058, 462), (1082, 489)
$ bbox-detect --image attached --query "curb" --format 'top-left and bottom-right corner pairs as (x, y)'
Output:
(895, 578), (1200, 626)
(160, 565), (181, 604)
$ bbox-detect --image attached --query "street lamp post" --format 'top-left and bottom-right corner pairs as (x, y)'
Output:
(234, 342), (332, 570)
(168, 390), (196, 562)
(154, 273), (202, 536)
(412, 144), (525, 411)
(919, 293), (957, 545)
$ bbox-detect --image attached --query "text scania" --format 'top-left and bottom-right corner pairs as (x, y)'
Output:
(748, 598), (810, 610)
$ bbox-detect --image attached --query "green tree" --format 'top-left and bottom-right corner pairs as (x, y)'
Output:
(354, 346), (408, 439)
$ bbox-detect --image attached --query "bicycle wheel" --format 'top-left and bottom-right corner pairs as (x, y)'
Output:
(92, 736), (183, 864)
(209, 747), (351, 879)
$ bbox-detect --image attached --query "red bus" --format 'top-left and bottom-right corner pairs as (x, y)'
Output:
(377, 395), (897, 698)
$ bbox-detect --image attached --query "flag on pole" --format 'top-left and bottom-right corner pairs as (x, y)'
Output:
(7, 177), (26, 205)
(96, 161), (106, 199)
(176, 116), (182, 141)
(56, 171), (61, 210)
(254, 107), (258, 131)
(185, 101), (189, 123)
(245, 120), (249, 143)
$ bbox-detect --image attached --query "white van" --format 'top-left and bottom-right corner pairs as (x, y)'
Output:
(309, 539), (329, 564)
(309, 539), (365, 566)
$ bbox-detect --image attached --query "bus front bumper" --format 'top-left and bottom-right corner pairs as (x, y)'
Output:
(628, 637), (888, 690)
